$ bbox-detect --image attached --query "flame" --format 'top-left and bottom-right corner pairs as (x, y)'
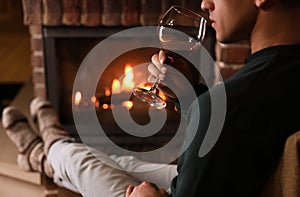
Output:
(122, 101), (133, 110)
(112, 79), (121, 94)
(91, 96), (96, 103)
(138, 83), (152, 91)
(121, 64), (135, 92)
(105, 88), (111, 96)
(158, 92), (167, 100)
(111, 64), (135, 94)
(95, 101), (99, 108)
(91, 96), (99, 108)
(74, 91), (82, 106)
(102, 103), (109, 110)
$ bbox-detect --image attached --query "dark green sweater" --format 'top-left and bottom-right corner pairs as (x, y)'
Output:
(171, 44), (300, 197)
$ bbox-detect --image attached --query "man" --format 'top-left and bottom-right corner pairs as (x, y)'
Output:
(138, 0), (300, 196)
(3, 0), (300, 197)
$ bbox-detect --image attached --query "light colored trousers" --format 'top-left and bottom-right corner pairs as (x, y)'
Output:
(48, 140), (178, 197)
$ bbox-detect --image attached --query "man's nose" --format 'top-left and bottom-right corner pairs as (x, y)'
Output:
(201, 0), (214, 12)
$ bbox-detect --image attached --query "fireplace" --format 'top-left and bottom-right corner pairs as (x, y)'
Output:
(41, 25), (217, 154)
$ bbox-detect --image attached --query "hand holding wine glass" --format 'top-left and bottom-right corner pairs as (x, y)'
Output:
(133, 5), (208, 108)
(148, 49), (204, 99)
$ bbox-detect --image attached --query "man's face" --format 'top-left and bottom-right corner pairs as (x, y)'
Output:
(202, 0), (258, 43)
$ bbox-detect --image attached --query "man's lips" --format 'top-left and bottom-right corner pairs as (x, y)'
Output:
(209, 18), (215, 27)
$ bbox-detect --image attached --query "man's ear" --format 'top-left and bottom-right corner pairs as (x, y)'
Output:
(254, 0), (268, 8)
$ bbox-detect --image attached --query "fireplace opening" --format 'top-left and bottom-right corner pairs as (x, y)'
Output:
(43, 26), (216, 151)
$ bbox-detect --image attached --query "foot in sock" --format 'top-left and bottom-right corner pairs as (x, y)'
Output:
(2, 106), (54, 177)
(30, 97), (74, 155)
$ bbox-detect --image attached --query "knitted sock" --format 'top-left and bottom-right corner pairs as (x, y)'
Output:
(2, 106), (54, 178)
(30, 97), (74, 155)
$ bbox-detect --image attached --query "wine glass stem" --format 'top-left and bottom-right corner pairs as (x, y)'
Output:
(149, 78), (160, 93)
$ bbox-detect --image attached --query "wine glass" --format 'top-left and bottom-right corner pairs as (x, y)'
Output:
(133, 5), (208, 108)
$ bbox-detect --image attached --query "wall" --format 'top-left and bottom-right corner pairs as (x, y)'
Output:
(216, 41), (251, 81)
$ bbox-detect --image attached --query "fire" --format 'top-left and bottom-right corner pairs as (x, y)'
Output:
(158, 92), (167, 100)
(122, 101), (133, 110)
(138, 83), (152, 91)
(73, 63), (170, 111)
(74, 91), (82, 106)
(91, 96), (96, 103)
(105, 88), (111, 96)
(73, 64), (169, 111)
(102, 103), (109, 110)
(91, 96), (99, 108)
(121, 64), (135, 92)
(112, 64), (135, 94)
(109, 64), (167, 110)
(112, 79), (121, 94)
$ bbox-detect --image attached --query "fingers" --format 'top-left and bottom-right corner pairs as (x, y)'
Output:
(128, 182), (168, 197)
(151, 53), (166, 72)
(158, 49), (166, 64)
(146, 182), (160, 191)
(126, 185), (134, 197)
(143, 182), (169, 197)
(148, 64), (165, 81)
(147, 75), (157, 83)
(149, 50), (168, 82)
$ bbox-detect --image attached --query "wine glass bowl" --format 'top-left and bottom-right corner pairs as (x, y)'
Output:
(158, 6), (207, 51)
(133, 6), (208, 108)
